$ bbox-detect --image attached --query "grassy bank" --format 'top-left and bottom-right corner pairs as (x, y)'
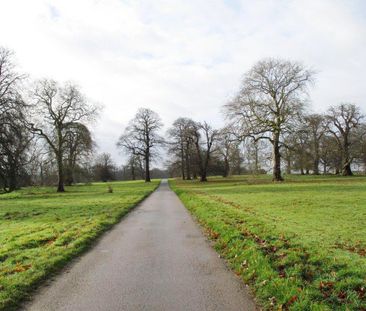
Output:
(0, 180), (159, 310)
(170, 175), (366, 310)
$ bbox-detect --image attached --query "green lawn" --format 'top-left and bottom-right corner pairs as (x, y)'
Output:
(0, 180), (159, 310)
(170, 175), (366, 310)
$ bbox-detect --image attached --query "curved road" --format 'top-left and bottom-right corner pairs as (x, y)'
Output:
(23, 180), (256, 311)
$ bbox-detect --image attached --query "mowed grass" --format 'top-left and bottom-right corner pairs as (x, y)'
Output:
(0, 180), (159, 310)
(170, 175), (366, 310)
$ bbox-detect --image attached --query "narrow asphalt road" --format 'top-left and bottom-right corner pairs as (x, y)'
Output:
(23, 180), (256, 311)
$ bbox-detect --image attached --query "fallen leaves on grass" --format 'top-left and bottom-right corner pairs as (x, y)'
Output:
(335, 241), (366, 257)
(2, 263), (33, 275)
(319, 281), (335, 298)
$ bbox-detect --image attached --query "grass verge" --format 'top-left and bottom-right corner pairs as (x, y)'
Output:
(0, 180), (159, 310)
(170, 175), (366, 310)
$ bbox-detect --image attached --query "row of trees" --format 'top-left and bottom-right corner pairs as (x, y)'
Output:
(224, 59), (365, 180)
(0, 44), (170, 193)
(2, 45), (365, 190)
(0, 46), (168, 192)
(165, 59), (366, 181)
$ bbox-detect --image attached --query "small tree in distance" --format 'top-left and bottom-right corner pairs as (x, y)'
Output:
(93, 153), (116, 182)
(117, 108), (163, 182)
(192, 122), (218, 182)
(325, 103), (363, 176)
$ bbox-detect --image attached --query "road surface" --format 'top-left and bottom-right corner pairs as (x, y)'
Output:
(23, 180), (256, 311)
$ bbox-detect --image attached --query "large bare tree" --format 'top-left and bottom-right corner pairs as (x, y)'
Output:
(325, 103), (363, 176)
(117, 108), (163, 182)
(0, 47), (31, 192)
(224, 58), (314, 181)
(29, 79), (98, 192)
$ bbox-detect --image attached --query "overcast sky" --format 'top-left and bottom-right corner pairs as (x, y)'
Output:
(1, 0), (365, 166)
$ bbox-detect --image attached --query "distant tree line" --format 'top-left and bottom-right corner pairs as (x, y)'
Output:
(2, 46), (366, 191)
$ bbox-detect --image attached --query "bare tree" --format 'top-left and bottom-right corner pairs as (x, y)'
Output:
(117, 108), (163, 182)
(29, 79), (98, 192)
(215, 127), (240, 177)
(167, 118), (188, 180)
(64, 122), (94, 185)
(0, 47), (31, 192)
(192, 121), (218, 182)
(224, 58), (314, 181)
(167, 117), (197, 180)
(125, 154), (144, 180)
(242, 138), (270, 174)
(291, 129), (312, 175)
(319, 134), (342, 174)
(304, 114), (325, 174)
(93, 153), (116, 182)
(325, 103), (364, 176)
(0, 47), (26, 115)
(354, 124), (366, 173)
(0, 119), (32, 191)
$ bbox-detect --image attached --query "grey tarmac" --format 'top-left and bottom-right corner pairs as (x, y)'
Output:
(23, 180), (257, 311)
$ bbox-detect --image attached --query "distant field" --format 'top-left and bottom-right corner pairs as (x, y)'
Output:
(0, 180), (159, 310)
(170, 175), (366, 310)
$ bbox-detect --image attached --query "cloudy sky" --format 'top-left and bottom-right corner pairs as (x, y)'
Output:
(1, 0), (365, 166)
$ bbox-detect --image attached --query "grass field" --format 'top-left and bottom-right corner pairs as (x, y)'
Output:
(0, 180), (159, 310)
(170, 175), (366, 310)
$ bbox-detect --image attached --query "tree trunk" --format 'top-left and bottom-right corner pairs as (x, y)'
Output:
(342, 141), (353, 176)
(254, 144), (259, 174)
(131, 162), (136, 180)
(40, 164), (44, 186)
(272, 133), (283, 181)
(65, 164), (73, 186)
(200, 152), (210, 182)
(199, 152), (207, 182)
(286, 156), (291, 174)
(180, 143), (185, 180)
(57, 153), (65, 192)
(185, 150), (191, 180)
(223, 157), (230, 177)
(8, 167), (17, 192)
(312, 138), (320, 175)
(56, 128), (65, 192)
(342, 162), (353, 176)
(200, 171), (207, 182)
(313, 140), (320, 175)
(194, 138), (206, 182)
(145, 153), (151, 182)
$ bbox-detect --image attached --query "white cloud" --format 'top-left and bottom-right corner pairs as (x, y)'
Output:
(0, 0), (365, 166)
